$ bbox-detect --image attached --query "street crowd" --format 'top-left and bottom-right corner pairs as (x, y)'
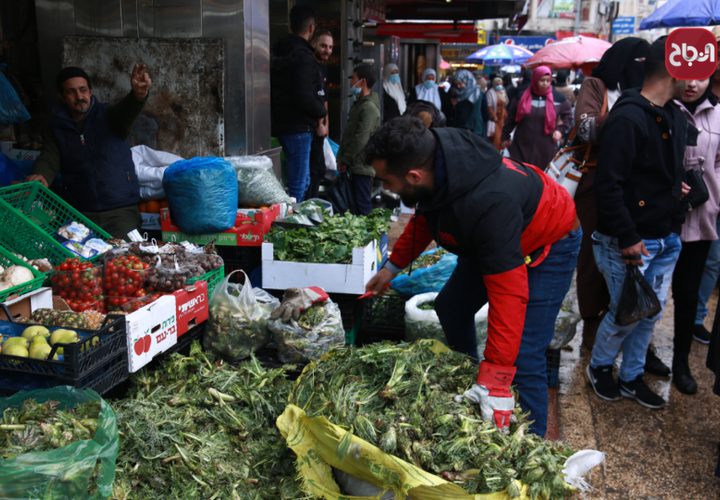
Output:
(25, 4), (720, 464)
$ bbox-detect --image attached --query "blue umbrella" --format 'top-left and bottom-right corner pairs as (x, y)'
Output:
(466, 43), (534, 65)
(640, 0), (720, 29)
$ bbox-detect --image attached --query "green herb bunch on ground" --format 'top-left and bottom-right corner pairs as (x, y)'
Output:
(266, 208), (391, 264)
(112, 342), (305, 500)
(0, 399), (100, 459)
(289, 340), (574, 499)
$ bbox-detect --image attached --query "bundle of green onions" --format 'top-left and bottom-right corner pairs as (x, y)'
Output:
(290, 340), (575, 499)
(112, 342), (305, 500)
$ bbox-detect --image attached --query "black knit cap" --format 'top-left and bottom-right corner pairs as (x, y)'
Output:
(56, 66), (92, 92)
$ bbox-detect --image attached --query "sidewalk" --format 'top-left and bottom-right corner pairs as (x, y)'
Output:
(558, 294), (720, 497)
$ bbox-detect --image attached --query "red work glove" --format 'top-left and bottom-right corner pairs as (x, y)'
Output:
(270, 287), (329, 322)
(463, 361), (516, 431)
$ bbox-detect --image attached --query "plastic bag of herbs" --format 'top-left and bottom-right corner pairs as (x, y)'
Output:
(0, 387), (119, 499)
(204, 270), (279, 361)
(405, 292), (488, 360)
(390, 248), (458, 295)
(286, 340), (602, 499)
(268, 299), (345, 364)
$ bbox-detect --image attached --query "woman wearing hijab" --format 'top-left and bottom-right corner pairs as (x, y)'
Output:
(670, 79), (720, 395)
(382, 63), (407, 123)
(572, 38), (653, 357)
(501, 65), (572, 168)
(486, 77), (508, 150)
(451, 69), (488, 136)
(410, 68), (442, 111)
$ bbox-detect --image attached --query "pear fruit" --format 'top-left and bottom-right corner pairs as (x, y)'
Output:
(4, 337), (29, 349)
(29, 342), (54, 360)
(21, 325), (50, 340)
(3, 343), (29, 358)
(50, 329), (79, 345)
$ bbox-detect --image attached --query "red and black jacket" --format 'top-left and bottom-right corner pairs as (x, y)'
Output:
(387, 128), (576, 368)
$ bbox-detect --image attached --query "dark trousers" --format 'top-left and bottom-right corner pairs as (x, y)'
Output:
(575, 171), (609, 348)
(434, 230), (581, 436)
(672, 240), (712, 363)
(350, 173), (373, 216)
(83, 205), (141, 240)
(305, 134), (325, 200)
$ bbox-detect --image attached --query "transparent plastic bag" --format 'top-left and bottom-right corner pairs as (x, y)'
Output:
(204, 270), (279, 361)
(226, 155), (292, 207)
(0, 387), (119, 499)
(268, 300), (345, 364)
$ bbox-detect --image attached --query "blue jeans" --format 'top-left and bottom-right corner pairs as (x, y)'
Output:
(435, 229), (581, 436)
(590, 232), (681, 381)
(279, 132), (312, 201)
(695, 218), (720, 325)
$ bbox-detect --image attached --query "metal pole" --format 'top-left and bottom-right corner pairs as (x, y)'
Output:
(574, 0), (582, 34)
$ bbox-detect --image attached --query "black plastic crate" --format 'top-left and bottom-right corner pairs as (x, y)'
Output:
(216, 246), (261, 280)
(359, 292), (408, 344)
(0, 313), (127, 381)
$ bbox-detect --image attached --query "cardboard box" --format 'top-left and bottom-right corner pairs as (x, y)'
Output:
(173, 281), (209, 337)
(160, 204), (285, 246)
(0, 287), (53, 321)
(261, 236), (388, 294)
(125, 295), (177, 373)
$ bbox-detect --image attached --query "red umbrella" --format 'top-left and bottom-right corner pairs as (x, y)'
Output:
(526, 36), (612, 70)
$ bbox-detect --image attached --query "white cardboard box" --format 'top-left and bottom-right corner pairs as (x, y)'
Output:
(261, 239), (385, 294)
(0, 287), (53, 321)
(125, 295), (178, 373)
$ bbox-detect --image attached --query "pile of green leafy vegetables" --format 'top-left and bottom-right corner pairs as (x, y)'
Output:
(290, 340), (575, 499)
(265, 208), (391, 264)
(111, 342), (305, 500)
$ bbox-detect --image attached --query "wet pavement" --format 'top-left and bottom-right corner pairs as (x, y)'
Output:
(557, 294), (720, 498)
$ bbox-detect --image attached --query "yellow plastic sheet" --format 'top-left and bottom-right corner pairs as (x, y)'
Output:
(276, 404), (528, 500)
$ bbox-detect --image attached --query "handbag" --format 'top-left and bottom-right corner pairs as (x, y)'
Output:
(545, 90), (608, 198)
(683, 157), (709, 210)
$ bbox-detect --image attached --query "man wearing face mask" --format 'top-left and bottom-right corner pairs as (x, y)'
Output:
(336, 64), (381, 215)
(27, 64), (150, 238)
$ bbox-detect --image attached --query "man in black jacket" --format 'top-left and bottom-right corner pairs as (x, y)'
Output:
(587, 38), (690, 409)
(271, 6), (327, 202)
(27, 65), (150, 238)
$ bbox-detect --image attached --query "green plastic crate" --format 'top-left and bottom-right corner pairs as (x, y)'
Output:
(0, 182), (111, 265)
(188, 265), (224, 298)
(0, 243), (45, 303)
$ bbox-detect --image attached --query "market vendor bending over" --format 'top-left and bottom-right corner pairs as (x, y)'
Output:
(365, 117), (580, 437)
(26, 64), (151, 239)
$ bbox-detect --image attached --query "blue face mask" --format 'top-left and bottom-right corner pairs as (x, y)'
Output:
(423, 80), (436, 89)
(388, 74), (401, 84)
(495, 85), (504, 91)
(351, 85), (362, 97)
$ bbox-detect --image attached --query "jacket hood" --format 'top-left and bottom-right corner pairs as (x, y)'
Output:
(612, 88), (668, 117)
(423, 127), (503, 210)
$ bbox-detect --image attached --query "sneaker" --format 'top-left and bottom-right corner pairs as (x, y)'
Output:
(645, 346), (671, 377)
(693, 324), (711, 345)
(619, 376), (666, 409)
(586, 364), (621, 401)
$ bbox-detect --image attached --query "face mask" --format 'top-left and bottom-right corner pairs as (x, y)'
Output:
(496, 85), (504, 91)
(388, 74), (401, 84)
(351, 85), (362, 97)
(423, 80), (436, 89)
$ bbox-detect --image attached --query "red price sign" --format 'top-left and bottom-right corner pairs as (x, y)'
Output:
(666, 28), (717, 80)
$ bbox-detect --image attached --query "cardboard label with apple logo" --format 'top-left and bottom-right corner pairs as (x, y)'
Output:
(126, 295), (178, 373)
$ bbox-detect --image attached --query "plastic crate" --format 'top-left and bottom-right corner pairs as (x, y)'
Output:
(188, 265), (224, 298)
(0, 314), (127, 381)
(359, 292), (408, 344)
(0, 242), (45, 303)
(216, 246), (261, 275)
(0, 182), (111, 265)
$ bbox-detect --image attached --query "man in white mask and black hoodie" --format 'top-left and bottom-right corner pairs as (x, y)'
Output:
(587, 37), (693, 409)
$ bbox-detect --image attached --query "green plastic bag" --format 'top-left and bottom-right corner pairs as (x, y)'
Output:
(0, 386), (120, 499)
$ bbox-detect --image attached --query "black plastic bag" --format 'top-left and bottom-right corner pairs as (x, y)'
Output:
(615, 265), (661, 326)
(326, 172), (356, 214)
